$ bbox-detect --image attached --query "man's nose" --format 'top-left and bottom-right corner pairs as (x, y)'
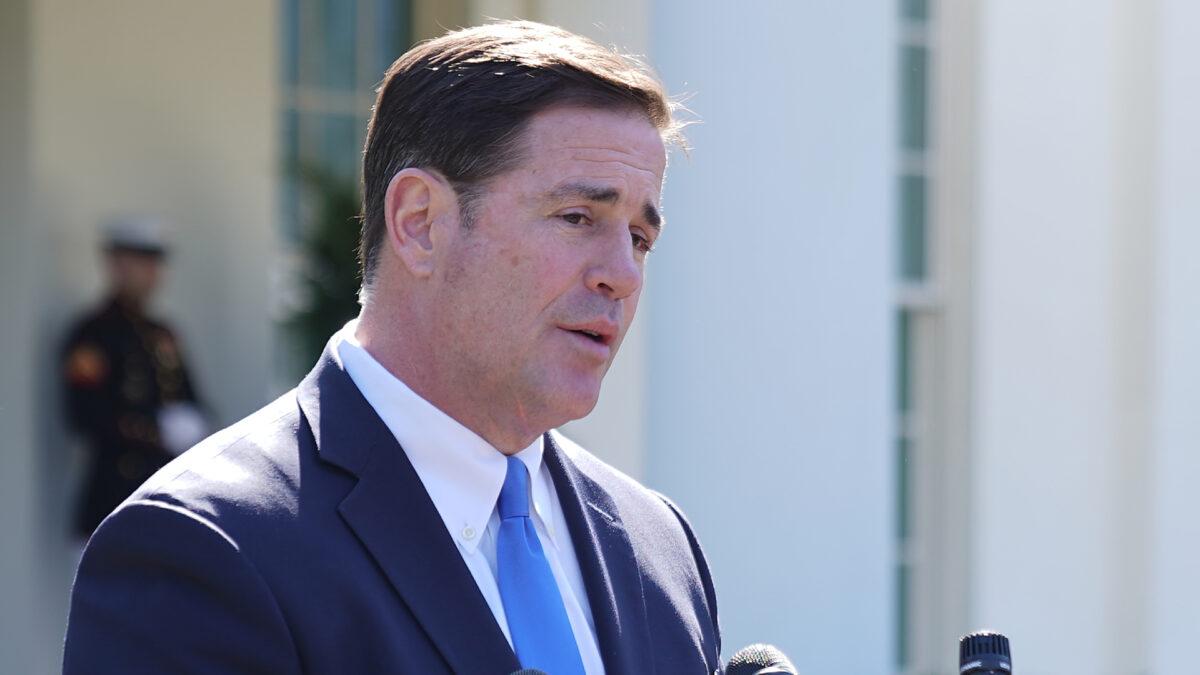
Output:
(584, 231), (642, 300)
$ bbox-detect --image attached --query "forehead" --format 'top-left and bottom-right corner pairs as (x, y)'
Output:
(511, 106), (668, 196)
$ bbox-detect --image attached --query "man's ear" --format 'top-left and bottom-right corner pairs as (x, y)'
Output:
(382, 168), (454, 278)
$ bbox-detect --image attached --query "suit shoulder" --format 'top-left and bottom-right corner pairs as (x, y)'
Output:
(550, 431), (723, 657)
(128, 391), (309, 526)
(550, 430), (688, 529)
(551, 431), (650, 495)
(66, 497), (302, 673)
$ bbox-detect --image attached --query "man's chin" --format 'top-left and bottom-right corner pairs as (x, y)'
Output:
(540, 383), (602, 428)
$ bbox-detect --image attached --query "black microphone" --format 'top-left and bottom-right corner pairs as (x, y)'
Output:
(959, 630), (1012, 674)
(725, 643), (798, 675)
(508, 670), (548, 675)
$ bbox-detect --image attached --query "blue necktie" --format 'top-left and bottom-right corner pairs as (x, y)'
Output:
(496, 456), (586, 675)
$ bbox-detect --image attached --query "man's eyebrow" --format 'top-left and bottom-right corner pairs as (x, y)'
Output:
(547, 182), (620, 205)
(642, 202), (662, 231)
(546, 181), (662, 231)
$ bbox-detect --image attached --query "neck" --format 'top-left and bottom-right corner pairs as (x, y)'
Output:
(355, 302), (543, 455)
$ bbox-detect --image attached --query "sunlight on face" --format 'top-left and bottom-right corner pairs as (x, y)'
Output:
(430, 106), (668, 436)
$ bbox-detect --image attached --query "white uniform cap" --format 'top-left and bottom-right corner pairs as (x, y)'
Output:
(102, 215), (169, 256)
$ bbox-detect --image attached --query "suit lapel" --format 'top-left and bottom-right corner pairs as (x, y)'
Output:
(544, 433), (653, 675)
(298, 347), (519, 675)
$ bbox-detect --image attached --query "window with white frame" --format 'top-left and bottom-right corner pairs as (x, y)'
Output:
(280, 0), (412, 241)
(895, 0), (937, 672)
(276, 0), (412, 378)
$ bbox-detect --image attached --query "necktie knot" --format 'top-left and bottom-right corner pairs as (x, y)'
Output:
(498, 456), (530, 520)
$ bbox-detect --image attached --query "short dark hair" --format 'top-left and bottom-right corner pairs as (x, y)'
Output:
(358, 20), (681, 286)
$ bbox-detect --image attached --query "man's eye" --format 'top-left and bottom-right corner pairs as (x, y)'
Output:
(560, 213), (589, 226)
(632, 232), (655, 254)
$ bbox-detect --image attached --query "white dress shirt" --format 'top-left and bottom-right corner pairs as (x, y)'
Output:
(334, 323), (605, 674)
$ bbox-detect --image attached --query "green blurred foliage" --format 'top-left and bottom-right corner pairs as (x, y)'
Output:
(286, 165), (362, 372)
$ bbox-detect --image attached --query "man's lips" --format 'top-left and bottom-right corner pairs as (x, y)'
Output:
(558, 320), (618, 347)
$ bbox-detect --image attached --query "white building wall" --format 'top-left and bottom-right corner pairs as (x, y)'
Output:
(1, 2), (280, 671)
(971, 1), (1170, 672)
(647, 4), (896, 673)
(1148, 0), (1200, 669)
(973, 1), (1115, 671)
(0, 2), (43, 671)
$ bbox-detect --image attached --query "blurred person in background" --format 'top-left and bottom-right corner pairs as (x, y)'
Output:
(61, 216), (209, 542)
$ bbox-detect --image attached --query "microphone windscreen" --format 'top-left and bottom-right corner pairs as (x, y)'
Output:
(726, 643), (798, 675)
(959, 630), (1012, 674)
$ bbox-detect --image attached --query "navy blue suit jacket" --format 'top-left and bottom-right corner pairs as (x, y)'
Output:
(64, 346), (721, 674)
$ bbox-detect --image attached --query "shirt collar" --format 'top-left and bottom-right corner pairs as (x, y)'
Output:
(334, 321), (547, 554)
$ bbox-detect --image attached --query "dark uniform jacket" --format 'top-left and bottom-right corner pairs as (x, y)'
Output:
(62, 297), (202, 537)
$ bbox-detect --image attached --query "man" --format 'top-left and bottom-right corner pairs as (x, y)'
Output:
(65, 21), (720, 674)
(61, 216), (207, 540)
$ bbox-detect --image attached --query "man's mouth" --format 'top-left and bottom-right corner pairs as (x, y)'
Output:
(572, 329), (605, 344)
(559, 322), (617, 347)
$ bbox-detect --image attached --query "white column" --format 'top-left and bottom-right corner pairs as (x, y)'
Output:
(0, 2), (43, 670)
(971, 1), (1161, 672)
(647, 4), (895, 673)
(1147, 0), (1200, 669)
(973, 1), (1116, 672)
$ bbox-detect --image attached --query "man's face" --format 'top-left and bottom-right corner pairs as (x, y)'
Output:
(107, 250), (164, 304)
(430, 106), (667, 434)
